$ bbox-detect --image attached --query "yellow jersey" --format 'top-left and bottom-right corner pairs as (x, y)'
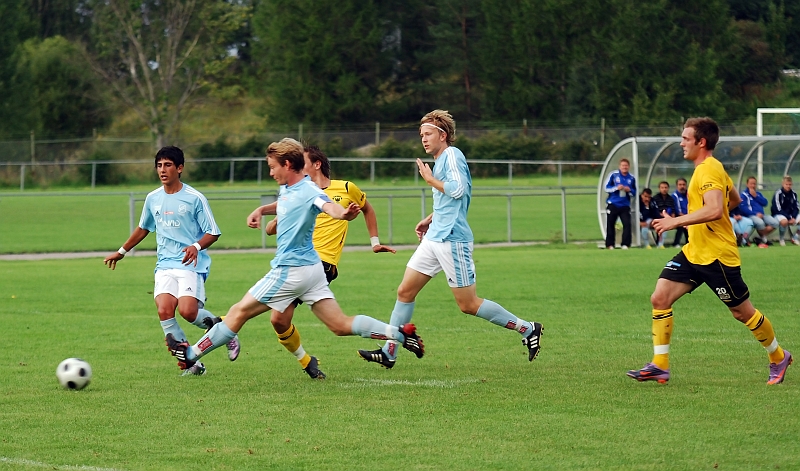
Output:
(313, 180), (367, 266)
(682, 156), (740, 266)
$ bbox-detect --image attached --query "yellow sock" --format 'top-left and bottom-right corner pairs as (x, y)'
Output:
(745, 310), (784, 364)
(276, 324), (311, 369)
(651, 309), (673, 370)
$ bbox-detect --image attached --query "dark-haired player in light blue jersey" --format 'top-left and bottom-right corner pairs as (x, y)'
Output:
(104, 146), (237, 376)
(165, 138), (424, 375)
(359, 110), (543, 369)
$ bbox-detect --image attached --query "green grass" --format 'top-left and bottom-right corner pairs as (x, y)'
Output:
(0, 177), (601, 254)
(1, 246), (799, 470)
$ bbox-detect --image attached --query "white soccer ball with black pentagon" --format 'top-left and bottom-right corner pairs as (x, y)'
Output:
(56, 358), (92, 390)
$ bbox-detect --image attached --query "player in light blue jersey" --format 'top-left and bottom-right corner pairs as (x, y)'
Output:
(359, 110), (543, 369)
(104, 146), (238, 376)
(165, 138), (424, 375)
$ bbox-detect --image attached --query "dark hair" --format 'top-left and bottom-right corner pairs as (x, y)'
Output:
(267, 138), (305, 172)
(684, 117), (719, 150)
(659, 181), (669, 188)
(155, 146), (184, 168)
(675, 177), (687, 184)
(305, 145), (330, 178)
(642, 188), (653, 196)
(747, 175), (757, 184)
(619, 158), (630, 165)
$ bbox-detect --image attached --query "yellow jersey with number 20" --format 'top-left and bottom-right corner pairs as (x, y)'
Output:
(682, 156), (740, 267)
(313, 180), (367, 266)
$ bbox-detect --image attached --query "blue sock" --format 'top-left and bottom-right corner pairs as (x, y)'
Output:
(352, 315), (402, 342)
(189, 321), (236, 361)
(476, 299), (533, 335)
(382, 301), (415, 359)
(191, 308), (217, 329)
(160, 317), (187, 342)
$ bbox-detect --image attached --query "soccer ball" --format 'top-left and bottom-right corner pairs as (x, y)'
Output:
(56, 358), (92, 390)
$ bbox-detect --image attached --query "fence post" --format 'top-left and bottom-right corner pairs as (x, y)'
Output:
(229, 160), (235, 184)
(375, 122), (380, 146)
(420, 188), (426, 220)
(561, 187), (568, 243)
(507, 195), (512, 242)
(20, 164), (25, 191)
(600, 118), (605, 150)
(414, 162), (418, 185)
(388, 195), (393, 245)
(370, 160), (375, 183)
(508, 162), (513, 185)
(260, 194), (277, 249)
(257, 159), (262, 185)
(523, 118), (528, 136)
(298, 123), (303, 141)
(129, 193), (136, 255)
(91, 162), (97, 189)
(558, 162), (562, 186)
(30, 131), (35, 166)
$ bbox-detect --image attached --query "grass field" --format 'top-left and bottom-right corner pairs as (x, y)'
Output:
(2, 246), (799, 470)
(0, 176), (601, 254)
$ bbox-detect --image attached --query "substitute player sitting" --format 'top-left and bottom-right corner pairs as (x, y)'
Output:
(244, 145), (396, 379)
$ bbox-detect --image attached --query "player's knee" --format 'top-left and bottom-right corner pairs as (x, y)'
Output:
(650, 292), (670, 310)
(396, 285), (417, 303)
(457, 299), (481, 315)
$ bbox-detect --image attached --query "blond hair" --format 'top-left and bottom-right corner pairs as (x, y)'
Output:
(267, 138), (304, 171)
(784, 175), (793, 183)
(421, 109), (456, 145)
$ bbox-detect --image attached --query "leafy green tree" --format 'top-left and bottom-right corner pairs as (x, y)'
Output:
(83, 0), (251, 147)
(252, 0), (396, 124)
(0, 2), (36, 137)
(14, 36), (111, 137)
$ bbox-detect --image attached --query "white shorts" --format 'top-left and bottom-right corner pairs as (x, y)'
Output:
(248, 263), (333, 312)
(407, 238), (476, 288)
(154, 269), (206, 303)
(774, 215), (797, 223)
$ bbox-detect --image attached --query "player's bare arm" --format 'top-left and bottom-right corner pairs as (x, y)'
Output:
(323, 202), (361, 221)
(416, 158), (445, 193)
(104, 227), (150, 270)
(728, 186), (741, 210)
(246, 202), (279, 228)
(361, 200), (396, 253)
(181, 233), (220, 267)
(415, 213), (434, 241)
(265, 218), (278, 236)
(653, 189), (724, 234)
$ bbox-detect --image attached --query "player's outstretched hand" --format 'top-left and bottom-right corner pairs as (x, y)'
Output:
(416, 158), (433, 183)
(181, 245), (199, 267)
(372, 244), (397, 254)
(246, 208), (262, 228)
(103, 252), (123, 270)
(342, 203), (361, 221)
(652, 211), (678, 235)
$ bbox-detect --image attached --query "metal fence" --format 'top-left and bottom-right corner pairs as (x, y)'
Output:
(1, 157), (603, 191)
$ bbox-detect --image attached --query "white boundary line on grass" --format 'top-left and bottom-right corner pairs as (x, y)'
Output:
(343, 378), (484, 389)
(0, 457), (124, 471)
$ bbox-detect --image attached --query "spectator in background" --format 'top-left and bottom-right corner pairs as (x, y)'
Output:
(739, 176), (778, 247)
(771, 175), (800, 246)
(652, 181), (676, 248)
(730, 206), (755, 247)
(639, 188), (661, 249)
(604, 158), (636, 250)
(671, 177), (689, 247)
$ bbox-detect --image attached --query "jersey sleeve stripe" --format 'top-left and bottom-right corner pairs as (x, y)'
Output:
(185, 187), (221, 235)
(446, 148), (466, 199)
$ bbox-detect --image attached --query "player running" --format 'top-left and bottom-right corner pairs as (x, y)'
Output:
(627, 117), (791, 385)
(103, 146), (238, 376)
(243, 145), (396, 379)
(359, 110), (543, 369)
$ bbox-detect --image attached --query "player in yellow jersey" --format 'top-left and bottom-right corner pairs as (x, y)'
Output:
(627, 117), (792, 385)
(245, 145), (396, 379)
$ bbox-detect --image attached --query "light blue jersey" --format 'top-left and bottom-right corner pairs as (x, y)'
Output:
(272, 176), (332, 268)
(139, 183), (221, 274)
(425, 146), (473, 242)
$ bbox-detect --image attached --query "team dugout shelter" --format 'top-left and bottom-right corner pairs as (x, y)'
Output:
(597, 134), (800, 246)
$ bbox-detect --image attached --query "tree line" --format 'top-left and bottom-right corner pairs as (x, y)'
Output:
(1, 0), (798, 146)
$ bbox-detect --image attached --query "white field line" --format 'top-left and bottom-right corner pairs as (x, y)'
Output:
(0, 456), (124, 471)
(341, 378), (483, 389)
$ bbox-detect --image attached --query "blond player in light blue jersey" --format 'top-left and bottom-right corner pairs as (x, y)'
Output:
(359, 110), (543, 369)
(165, 138), (424, 375)
(104, 146), (238, 376)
